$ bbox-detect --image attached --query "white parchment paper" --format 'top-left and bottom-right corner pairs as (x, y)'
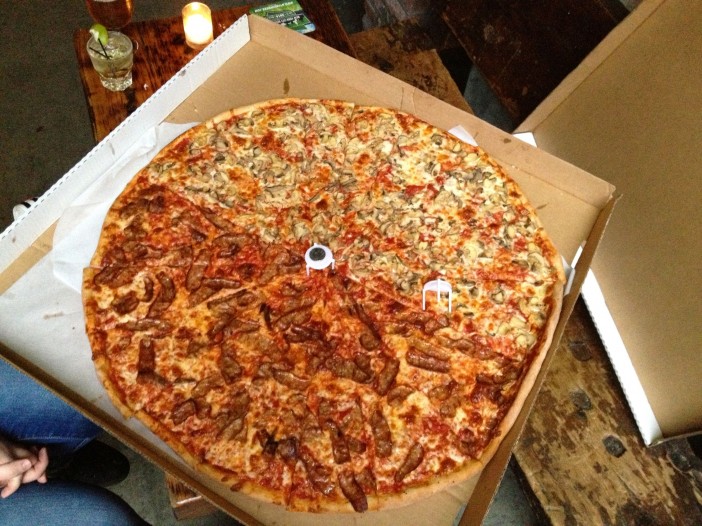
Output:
(51, 122), (198, 292)
(0, 122), (198, 459)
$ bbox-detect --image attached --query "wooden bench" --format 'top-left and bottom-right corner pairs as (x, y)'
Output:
(514, 299), (702, 525)
(349, 19), (472, 114)
(441, 0), (629, 124)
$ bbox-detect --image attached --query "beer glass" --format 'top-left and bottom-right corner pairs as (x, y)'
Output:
(86, 0), (133, 29)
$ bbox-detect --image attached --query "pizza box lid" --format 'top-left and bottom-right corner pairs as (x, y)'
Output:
(0, 14), (616, 526)
(516, 0), (702, 446)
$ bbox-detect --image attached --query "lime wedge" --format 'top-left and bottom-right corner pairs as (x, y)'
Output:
(89, 23), (109, 46)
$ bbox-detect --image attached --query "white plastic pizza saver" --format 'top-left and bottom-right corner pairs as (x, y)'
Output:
(305, 243), (335, 275)
(422, 278), (453, 312)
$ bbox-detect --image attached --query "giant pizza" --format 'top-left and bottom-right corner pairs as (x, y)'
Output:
(82, 98), (564, 512)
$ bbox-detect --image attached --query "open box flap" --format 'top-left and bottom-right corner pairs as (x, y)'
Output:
(518, 0), (702, 443)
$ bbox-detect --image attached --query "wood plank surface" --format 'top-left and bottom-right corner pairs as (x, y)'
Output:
(166, 474), (219, 520)
(74, 0), (354, 142)
(349, 20), (473, 114)
(442, 0), (628, 124)
(514, 299), (702, 525)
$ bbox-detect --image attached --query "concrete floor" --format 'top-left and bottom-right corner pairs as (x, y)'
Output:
(1, 1), (537, 524)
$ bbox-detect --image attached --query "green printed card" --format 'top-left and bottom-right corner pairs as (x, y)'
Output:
(250, 1), (316, 34)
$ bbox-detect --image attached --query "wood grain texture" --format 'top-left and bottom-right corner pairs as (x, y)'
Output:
(74, 0), (354, 142)
(349, 21), (473, 113)
(166, 474), (218, 520)
(442, 0), (628, 124)
(514, 299), (702, 525)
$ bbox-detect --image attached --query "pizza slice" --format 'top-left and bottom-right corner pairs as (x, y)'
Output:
(90, 175), (227, 268)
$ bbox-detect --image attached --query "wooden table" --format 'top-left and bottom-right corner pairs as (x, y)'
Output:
(74, 4), (702, 525)
(514, 299), (702, 525)
(441, 0), (629, 125)
(73, 0), (355, 142)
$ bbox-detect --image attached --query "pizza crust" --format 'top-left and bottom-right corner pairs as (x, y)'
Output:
(82, 98), (566, 513)
(475, 279), (565, 471)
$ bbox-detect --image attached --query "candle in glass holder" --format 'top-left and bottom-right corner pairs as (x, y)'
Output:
(182, 2), (213, 49)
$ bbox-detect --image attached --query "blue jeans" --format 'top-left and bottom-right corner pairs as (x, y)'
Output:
(0, 480), (148, 526)
(0, 358), (101, 457)
(0, 359), (148, 525)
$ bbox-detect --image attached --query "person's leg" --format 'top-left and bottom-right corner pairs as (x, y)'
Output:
(0, 360), (131, 486)
(0, 359), (101, 456)
(0, 480), (149, 526)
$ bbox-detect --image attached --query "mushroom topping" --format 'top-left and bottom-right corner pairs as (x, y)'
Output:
(491, 288), (505, 305)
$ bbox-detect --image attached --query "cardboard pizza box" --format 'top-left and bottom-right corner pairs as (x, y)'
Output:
(517, 0), (702, 446)
(0, 14), (616, 525)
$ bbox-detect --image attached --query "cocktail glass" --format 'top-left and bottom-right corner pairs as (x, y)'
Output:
(86, 31), (133, 92)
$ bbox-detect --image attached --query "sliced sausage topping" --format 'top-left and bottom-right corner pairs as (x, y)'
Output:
(406, 348), (450, 373)
(325, 355), (372, 384)
(338, 471), (368, 512)
(375, 357), (400, 395)
(147, 272), (176, 317)
(370, 408), (393, 458)
(111, 291), (139, 315)
(395, 443), (424, 482)
(299, 448), (335, 495)
(172, 400), (196, 425)
(324, 421), (351, 464)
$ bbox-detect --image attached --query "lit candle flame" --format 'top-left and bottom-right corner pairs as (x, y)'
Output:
(182, 3), (213, 49)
